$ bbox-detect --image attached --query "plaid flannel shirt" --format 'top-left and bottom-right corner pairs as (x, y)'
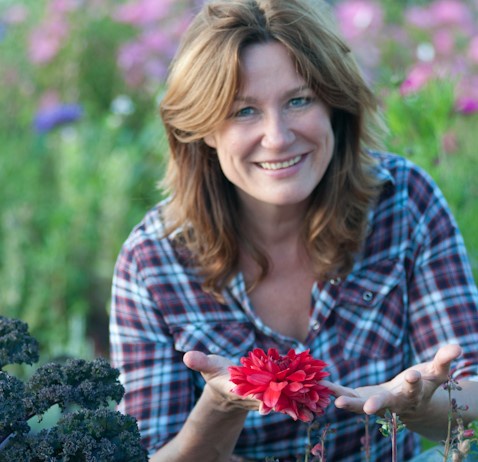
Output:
(110, 151), (478, 461)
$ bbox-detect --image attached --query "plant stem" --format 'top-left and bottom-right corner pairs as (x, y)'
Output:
(0, 432), (15, 450)
(319, 424), (331, 462)
(391, 412), (398, 462)
(305, 423), (313, 462)
(443, 386), (453, 461)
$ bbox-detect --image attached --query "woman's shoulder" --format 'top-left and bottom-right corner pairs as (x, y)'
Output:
(368, 150), (443, 199)
(123, 201), (168, 249)
(367, 150), (455, 236)
(368, 150), (436, 183)
(117, 200), (191, 270)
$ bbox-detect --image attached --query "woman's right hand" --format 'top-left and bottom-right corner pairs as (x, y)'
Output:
(183, 350), (261, 412)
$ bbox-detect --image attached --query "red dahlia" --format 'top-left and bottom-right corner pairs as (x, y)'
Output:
(229, 348), (331, 422)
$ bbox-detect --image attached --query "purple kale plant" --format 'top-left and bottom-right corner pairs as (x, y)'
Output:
(0, 316), (39, 369)
(0, 316), (147, 461)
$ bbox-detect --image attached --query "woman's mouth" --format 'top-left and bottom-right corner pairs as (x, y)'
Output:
(258, 155), (302, 171)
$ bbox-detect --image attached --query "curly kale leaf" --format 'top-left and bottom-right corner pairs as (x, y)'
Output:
(24, 358), (125, 417)
(0, 409), (148, 461)
(0, 372), (30, 444)
(0, 316), (39, 369)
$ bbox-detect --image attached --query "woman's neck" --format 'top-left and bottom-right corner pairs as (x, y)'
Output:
(238, 200), (308, 247)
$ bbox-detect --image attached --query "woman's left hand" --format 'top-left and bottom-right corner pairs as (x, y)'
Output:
(323, 344), (462, 421)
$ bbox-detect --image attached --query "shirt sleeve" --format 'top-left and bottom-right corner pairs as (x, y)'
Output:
(406, 164), (478, 380)
(109, 232), (196, 454)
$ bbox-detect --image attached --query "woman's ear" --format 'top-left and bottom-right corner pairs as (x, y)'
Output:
(203, 134), (217, 149)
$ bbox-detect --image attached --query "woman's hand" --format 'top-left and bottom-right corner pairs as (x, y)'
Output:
(183, 351), (261, 413)
(324, 344), (462, 422)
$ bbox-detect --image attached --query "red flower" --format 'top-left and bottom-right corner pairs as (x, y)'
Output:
(229, 348), (331, 422)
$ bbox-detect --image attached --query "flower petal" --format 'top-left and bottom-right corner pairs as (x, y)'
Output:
(287, 370), (306, 381)
(263, 381), (288, 408)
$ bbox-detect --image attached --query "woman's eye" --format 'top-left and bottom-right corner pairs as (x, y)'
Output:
(289, 97), (312, 108)
(233, 106), (255, 118)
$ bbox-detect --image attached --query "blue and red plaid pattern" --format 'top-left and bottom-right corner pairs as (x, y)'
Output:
(110, 151), (478, 461)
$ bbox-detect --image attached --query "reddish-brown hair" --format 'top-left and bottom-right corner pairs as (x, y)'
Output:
(159, 0), (385, 298)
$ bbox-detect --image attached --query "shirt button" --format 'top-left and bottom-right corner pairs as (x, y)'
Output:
(362, 291), (374, 302)
(208, 344), (219, 354)
(311, 321), (320, 331)
(329, 277), (342, 286)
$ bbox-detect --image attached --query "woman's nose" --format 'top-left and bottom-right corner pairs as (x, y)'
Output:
(261, 113), (295, 150)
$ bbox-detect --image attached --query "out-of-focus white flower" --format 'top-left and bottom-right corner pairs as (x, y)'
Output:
(417, 42), (436, 62)
(111, 95), (135, 116)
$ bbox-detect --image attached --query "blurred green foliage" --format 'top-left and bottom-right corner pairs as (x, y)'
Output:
(0, 1), (168, 358)
(0, 116), (166, 357)
(382, 80), (478, 274)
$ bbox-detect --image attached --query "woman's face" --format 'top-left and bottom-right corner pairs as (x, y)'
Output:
(204, 41), (334, 213)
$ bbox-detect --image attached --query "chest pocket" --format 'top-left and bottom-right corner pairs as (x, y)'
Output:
(170, 321), (256, 361)
(334, 258), (406, 360)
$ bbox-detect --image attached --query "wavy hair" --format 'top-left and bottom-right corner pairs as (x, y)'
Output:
(159, 0), (386, 298)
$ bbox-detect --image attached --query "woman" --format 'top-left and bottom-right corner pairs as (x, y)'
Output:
(110, 0), (478, 460)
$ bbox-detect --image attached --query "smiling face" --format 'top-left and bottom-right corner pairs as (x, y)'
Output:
(204, 41), (335, 214)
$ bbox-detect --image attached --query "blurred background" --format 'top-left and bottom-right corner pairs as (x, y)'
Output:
(1, 0), (477, 363)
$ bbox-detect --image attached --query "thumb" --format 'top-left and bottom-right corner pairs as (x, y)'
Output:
(183, 350), (232, 374)
(183, 350), (210, 372)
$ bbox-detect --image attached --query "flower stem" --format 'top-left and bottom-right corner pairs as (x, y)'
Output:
(391, 412), (398, 462)
(443, 384), (453, 461)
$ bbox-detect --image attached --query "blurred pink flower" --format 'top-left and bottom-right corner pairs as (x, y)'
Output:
(311, 443), (324, 458)
(400, 64), (435, 96)
(2, 5), (28, 24)
(468, 35), (478, 64)
(335, 0), (384, 41)
(114, 0), (176, 26)
(456, 76), (478, 114)
(406, 0), (472, 30)
(38, 90), (61, 109)
(429, 0), (471, 27)
(405, 6), (434, 29)
(28, 18), (70, 64)
(117, 41), (150, 87)
(441, 131), (458, 154)
(334, 0), (385, 81)
(432, 29), (455, 56)
(142, 29), (175, 54)
(117, 28), (178, 88)
(455, 96), (478, 114)
(229, 348), (331, 422)
(48, 0), (80, 14)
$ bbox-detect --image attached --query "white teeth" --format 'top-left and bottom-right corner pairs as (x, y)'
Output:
(259, 155), (302, 171)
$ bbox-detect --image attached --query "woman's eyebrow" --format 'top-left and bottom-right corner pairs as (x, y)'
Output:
(233, 86), (310, 103)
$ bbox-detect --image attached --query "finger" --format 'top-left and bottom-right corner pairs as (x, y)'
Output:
(433, 344), (462, 377)
(334, 396), (367, 414)
(402, 369), (422, 401)
(364, 370), (422, 415)
(321, 380), (358, 398)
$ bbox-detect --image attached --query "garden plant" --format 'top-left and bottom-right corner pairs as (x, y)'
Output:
(0, 315), (148, 461)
